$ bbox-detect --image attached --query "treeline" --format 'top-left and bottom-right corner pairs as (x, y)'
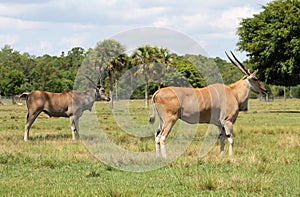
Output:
(0, 40), (299, 104)
(0, 45), (84, 95)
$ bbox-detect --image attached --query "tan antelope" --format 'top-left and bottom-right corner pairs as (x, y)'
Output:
(149, 52), (267, 158)
(19, 78), (110, 141)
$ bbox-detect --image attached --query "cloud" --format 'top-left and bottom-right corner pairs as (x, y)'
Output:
(22, 40), (53, 55)
(211, 6), (257, 29)
(123, 6), (166, 21)
(0, 34), (19, 45)
(0, 0), (272, 58)
(0, 16), (41, 30)
(60, 33), (91, 49)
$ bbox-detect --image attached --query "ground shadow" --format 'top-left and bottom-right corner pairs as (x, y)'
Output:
(267, 110), (300, 113)
(30, 133), (72, 141)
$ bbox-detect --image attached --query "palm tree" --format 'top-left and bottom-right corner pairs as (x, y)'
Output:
(131, 46), (174, 108)
(94, 39), (126, 109)
(109, 53), (128, 107)
(154, 48), (175, 89)
(131, 45), (156, 108)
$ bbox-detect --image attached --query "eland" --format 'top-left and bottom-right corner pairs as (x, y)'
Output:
(19, 78), (110, 141)
(150, 52), (267, 158)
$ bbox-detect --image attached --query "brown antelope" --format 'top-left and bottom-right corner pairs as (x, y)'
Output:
(149, 52), (267, 158)
(19, 80), (110, 141)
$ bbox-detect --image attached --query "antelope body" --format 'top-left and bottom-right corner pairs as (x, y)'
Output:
(150, 52), (267, 158)
(20, 86), (110, 141)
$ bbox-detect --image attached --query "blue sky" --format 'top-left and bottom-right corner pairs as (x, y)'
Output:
(0, 0), (272, 59)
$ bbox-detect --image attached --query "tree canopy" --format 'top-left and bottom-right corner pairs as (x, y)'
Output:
(237, 0), (300, 86)
(0, 43), (266, 100)
(5, 36), (300, 102)
(93, 39), (127, 108)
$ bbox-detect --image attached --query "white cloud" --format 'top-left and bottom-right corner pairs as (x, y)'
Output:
(182, 13), (211, 29)
(0, 16), (41, 30)
(0, 34), (19, 45)
(25, 41), (53, 55)
(60, 33), (90, 49)
(0, 0), (273, 58)
(123, 6), (166, 21)
(0, 3), (35, 17)
(40, 41), (52, 50)
(211, 6), (257, 29)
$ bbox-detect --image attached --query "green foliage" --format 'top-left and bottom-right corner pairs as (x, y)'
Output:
(0, 69), (25, 96)
(94, 39), (126, 75)
(214, 57), (242, 84)
(185, 54), (223, 85)
(0, 43), (265, 100)
(172, 56), (206, 88)
(237, 0), (300, 86)
(130, 45), (176, 107)
(1, 43), (297, 100)
(130, 46), (176, 84)
(92, 39), (127, 108)
(162, 70), (191, 87)
(290, 85), (300, 98)
(0, 45), (85, 95)
(0, 46), (26, 96)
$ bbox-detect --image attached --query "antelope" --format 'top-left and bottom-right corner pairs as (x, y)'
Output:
(19, 78), (110, 141)
(149, 52), (267, 158)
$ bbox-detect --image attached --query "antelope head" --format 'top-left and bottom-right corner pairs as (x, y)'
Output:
(225, 51), (267, 94)
(97, 86), (110, 101)
(85, 76), (110, 101)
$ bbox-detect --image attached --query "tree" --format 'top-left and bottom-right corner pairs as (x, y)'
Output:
(94, 39), (126, 108)
(154, 48), (175, 89)
(31, 55), (60, 91)
(66, 47), (85, 69)
(111, 53), (129, 101)
(214, 57), (241, 85)
(237, 0), (300, 88)
(0, 69), (25, 103)
(172, 56), (206, 88)
(185, 54), (223, 85)
(0, 45), (27, 103)
(131, 46), (152, 108)
(131, 45), (170, 108)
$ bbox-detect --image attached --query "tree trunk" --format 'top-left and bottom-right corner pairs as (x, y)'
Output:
(12, 96), (16, 105)
(158, 80), (161, 89)
(283, 86), (286, 101)
(289, 86), (293, 98)
(115, 79), (119, 101)
(109, 74), (113, 109)
(145, 75), (149, 109)
(157, 76), (162, 89)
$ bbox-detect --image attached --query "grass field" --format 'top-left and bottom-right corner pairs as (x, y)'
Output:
(0, 99), (299, 196)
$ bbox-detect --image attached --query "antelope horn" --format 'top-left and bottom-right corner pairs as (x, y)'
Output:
(85, 75), (98, 88)
(252, 69), (259, 76)
(225, 51), (248, 76)
(230, 51), (250, 75)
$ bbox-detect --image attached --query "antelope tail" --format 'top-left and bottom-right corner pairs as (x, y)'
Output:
(149, 103), (156, 124)
(149, 91), (158, 124)
(19, 93), (30, 102)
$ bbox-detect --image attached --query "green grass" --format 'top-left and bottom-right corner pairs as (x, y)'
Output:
(0, 99), (299, 196)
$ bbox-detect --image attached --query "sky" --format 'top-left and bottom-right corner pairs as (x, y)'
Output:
(0, 0), (272, 60)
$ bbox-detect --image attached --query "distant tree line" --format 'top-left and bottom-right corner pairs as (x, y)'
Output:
(0, 40), (299, 105)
